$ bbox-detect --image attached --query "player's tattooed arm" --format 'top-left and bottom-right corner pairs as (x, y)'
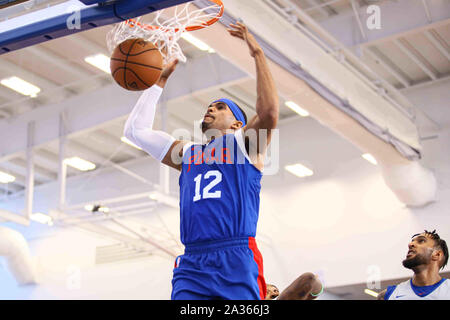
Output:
(278, 273), (322, 300)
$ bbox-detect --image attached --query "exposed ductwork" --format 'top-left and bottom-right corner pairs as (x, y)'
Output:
(0, 225), (38, 285)
(379, 161), (437, 208)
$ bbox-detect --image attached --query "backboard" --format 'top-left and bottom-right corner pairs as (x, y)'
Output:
(0, 0), (192, 55)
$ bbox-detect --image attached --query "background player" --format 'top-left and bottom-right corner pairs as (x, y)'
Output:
(123, 21), (279, 300)
(265, 284), (280, 300)
(378, 230), (449, 300)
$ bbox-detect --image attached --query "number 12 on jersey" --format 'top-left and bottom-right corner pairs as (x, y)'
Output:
(193, 170), (222, 202)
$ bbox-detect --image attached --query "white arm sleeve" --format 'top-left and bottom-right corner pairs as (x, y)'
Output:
(123, 85), (176, 162)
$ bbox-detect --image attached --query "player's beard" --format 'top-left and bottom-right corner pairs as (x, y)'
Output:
(402, 252), (431, 269)
(201, 120), (210, 132)
(201, 118), (216, 133)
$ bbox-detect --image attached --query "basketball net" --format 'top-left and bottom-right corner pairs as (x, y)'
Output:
(106, 0), (224, 64)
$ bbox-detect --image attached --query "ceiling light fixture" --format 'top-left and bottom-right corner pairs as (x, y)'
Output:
(149, 193), (159, 201)
(0, 76), (41, 98)
(364, 288), (379, 298)
(64, 157), (96, 171)
(0, 171), (16, 184)
(30, 212), (53, 226)
(362, 153), (378, 165)
(181, 33), (215, 53)
(285, 101), (310, 117)
(285, 163), (314, 178)
(84, 54), (111, 74)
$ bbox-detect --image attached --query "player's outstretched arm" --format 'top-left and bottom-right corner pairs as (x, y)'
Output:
(227, 22), (279, 153)
(123, 60), (187, 171)
(377, 289), (387, 300)
(278, 273), (323, 300)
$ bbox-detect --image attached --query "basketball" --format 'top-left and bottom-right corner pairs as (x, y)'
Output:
(110, 38), (163, 91)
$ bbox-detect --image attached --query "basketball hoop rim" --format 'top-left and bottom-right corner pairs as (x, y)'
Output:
(124, 0), (224, 33)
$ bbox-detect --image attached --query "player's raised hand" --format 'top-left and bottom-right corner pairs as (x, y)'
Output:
(157, 59), (179, 88)
(227, 22), (263, 58)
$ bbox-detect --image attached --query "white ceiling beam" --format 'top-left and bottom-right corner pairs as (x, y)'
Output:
(400, 74), (450, 93)
(0, 89), (40, 114)
(304, 0), (330, 19)
(394, 38), (438, 81)
(109, 201), (157, 213)
(34, 148), (79, 177)
(349, 0), (367, 41)
(317, 0), (450, 48)
(0, 166), (27, 187)
(8, 158), (57, 181)
(0, 209), (29, 226)
(90, 130), (145, 158)
(55, 213), (165, 255)
(68, 34), (110, 56)
(25, 46), (94, 80)
(66, 140), (158, 189)
(424, 29), (450, 62)
(0, 58), (63, 93)
(421, 0), (432, 23)
(33, 149), (60, 170)
(304, 0), (341, 12)
(66, 140), (110, 167)
(364, 47), (411, 88)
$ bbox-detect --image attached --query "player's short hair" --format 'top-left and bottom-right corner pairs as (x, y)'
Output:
(412, 230), (449, 270)
(207, 102), (248, 125)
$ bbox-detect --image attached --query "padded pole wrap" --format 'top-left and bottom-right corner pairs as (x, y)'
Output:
(0, 226), (37, 285)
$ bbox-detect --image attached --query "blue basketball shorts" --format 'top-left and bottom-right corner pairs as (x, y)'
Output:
(171, 237), (266, 300)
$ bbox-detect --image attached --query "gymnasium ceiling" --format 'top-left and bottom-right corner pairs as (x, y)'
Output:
(0, 0), (448, 197)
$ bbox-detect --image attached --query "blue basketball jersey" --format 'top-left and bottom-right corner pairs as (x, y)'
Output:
(178, 129), (263, 245)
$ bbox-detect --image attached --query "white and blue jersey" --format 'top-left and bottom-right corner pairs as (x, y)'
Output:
(385, 278), (450, 300)
(172, 129), (267, 300)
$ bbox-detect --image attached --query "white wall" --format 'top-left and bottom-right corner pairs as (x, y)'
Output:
(258, 121), (450, 291)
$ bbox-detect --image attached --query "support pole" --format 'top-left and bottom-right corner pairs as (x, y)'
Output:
(58, 112), (68, 218)
(24, 121), (35, 219)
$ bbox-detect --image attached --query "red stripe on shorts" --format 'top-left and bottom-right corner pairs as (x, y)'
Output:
(248, 237), (267, 300)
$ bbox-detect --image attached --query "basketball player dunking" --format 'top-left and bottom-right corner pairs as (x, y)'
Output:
(378, 230), (449, 300)
(124, 22), (279, 300)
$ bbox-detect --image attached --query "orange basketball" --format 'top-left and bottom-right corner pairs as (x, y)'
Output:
(110, 38), (163, 91)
